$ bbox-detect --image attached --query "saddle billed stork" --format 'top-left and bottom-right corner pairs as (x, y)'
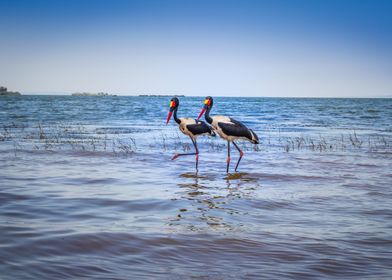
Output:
(197, 96), (259, 173)
(166, 97), (214, 171)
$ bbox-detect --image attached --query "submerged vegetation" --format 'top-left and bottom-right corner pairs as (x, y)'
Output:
(1, 123), (137, 155)
(281, 132), (390, 152)
(1, 122), (391, 156)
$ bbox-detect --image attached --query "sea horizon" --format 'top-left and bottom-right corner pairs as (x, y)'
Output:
(14, 92), (392, 99)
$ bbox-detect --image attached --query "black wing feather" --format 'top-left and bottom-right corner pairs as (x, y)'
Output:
(186, 120), (214, 136)
(229, 118), (247, 127)
(218, 118), (253, 140)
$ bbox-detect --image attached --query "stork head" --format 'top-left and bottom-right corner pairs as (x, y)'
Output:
(197, 96), (213, 120)
(166, 97), (179, 125)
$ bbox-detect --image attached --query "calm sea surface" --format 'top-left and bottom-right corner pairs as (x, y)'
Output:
(1, 96), (392, 279)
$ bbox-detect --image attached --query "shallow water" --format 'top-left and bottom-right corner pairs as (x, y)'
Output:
(1, 96), (392, 279)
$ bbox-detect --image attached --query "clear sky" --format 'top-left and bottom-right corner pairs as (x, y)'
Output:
(1, 0), (391, 97)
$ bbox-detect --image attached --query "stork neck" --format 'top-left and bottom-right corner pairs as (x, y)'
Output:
(173, 107), (181, 124)
(205, 106), (213, 124)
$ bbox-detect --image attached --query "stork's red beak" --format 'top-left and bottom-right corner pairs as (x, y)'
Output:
(166, 111), (173, 125)
(197, 107), (206, 120)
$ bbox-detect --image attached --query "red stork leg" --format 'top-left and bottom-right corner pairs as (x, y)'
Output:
(171, 137), (199, 171)
(226, 141), (231, 173)
(193, 138), (199, 171)
(232, 141), (244, 172)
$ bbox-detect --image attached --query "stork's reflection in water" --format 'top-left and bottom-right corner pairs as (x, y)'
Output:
(169, 172), (261, 231)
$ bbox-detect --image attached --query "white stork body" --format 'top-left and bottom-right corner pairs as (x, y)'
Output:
(209, 115), (258, 143)
(209, 115), (232, 139)
(178, 118), (213, 140)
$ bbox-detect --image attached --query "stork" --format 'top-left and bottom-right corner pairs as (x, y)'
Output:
(197, 96), (259, 173)
(166, 97), (214, 171)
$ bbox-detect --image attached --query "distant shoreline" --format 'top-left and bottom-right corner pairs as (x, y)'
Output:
(138, 94), (185, 97)
(71, 92), (116, 97)
(0, 92), (21, 96)
(0, 86), (21, 96)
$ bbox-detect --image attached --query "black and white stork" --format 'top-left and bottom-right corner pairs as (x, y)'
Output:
(197, 96), (259, 173)
(166, 97), (214, 171)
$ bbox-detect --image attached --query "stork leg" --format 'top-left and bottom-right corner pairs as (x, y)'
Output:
(171, 137), (199, 171)
(232, 141), (244, 172)
(192, 138), (199, 171)
(226, 141), (231, 173)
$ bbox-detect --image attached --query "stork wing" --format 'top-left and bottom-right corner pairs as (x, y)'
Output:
(186, 120), (213, 136)
(218, 118), (252, 140)
(228, 118), (247, 127)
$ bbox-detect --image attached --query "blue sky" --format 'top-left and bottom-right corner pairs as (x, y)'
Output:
(1, 0), (391, 97)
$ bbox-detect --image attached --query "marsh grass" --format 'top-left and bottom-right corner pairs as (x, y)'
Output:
(282, 133), (391, 152)
(1, 123), (137, 155)
(1, 122), (391, 155)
